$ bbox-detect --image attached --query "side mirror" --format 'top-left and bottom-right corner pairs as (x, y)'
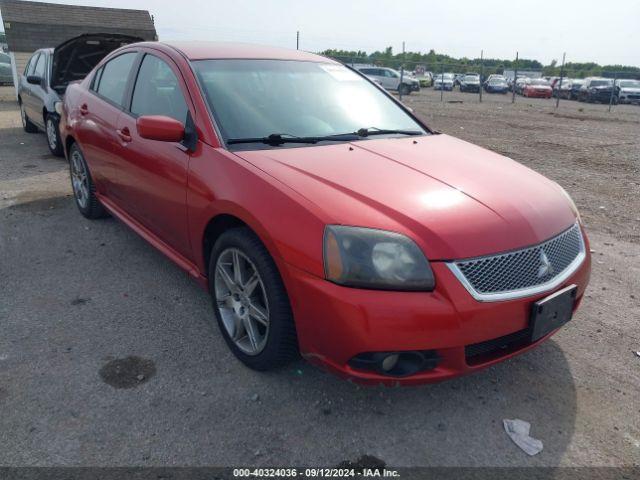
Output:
(136, 115), (185, 143)
(27, 75), (43, 85)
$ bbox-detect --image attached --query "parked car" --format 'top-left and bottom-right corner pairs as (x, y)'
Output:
(61, 41), (590, 385)
(416, 71), (433, 87)
(577, 77), (614, 103)
(569, 79), (585, 100)
(514, 77), (529, 95)
(433, 73), (454, 90)
(485, 74), (506, 85)
(522, 78), (553, 98)
(0, 52), (13, 85)
(18, 33), (142, 156)
(484, 77), (509, 94)
(355, 66), (420, 94)
(459, 74), (480, 93)
(553, 79), (573, 99)
(614, 79), (640, 104)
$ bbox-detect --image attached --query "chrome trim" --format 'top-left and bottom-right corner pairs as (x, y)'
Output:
(447, 223), (586, 302)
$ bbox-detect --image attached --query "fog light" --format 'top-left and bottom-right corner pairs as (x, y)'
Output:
(381, 354), (399, 372)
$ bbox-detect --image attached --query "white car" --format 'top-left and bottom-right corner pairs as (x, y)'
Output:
(615, 79), (640, 104)
(433, 73), (455, 91)
(356, 66), (420, 94)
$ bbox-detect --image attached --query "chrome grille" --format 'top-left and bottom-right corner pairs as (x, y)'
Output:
(448, 223), (585, 301)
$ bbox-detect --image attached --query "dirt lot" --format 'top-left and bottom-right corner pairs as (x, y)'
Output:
(1, 85), (639, 468)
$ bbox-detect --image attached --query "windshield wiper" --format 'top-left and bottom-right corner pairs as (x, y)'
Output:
(227, 128), (423, 147)
(227, 133), (359, 146)
(355, 127), (423, 137)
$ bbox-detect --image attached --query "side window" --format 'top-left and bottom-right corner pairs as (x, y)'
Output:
(91, 67), (104, 91)
(94, 52), (137, 107)
(33, 53), (46, 77)
(130, 54), (188, 123)
(24, 53), (38, 75)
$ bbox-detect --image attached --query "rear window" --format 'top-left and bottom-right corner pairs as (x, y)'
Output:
(92, 52), (137, 107)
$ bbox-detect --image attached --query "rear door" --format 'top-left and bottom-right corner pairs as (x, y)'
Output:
(114, 51), (193, 258)
(24, 52), (47, 126)
(75, 51), (138, 196)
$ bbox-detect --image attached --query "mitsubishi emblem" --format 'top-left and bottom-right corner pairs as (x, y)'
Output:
(537, 250), (554, 278)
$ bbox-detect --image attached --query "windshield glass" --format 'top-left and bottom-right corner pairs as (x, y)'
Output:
(529, 79), (549, 86)
(193, 60), (425, 146)
(619, 80), (640, 88)
(590, 80), (612, 87)
(464, 75), (479, 81)
(489, 79), (505, 85)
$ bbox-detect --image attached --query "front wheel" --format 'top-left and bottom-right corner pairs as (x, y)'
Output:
(46, 114), (64, 156)
(399, 83), (410, 95)
(209, 228), (298, 371)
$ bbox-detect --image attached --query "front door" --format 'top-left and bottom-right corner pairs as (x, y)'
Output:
(114, 52), (193, 259)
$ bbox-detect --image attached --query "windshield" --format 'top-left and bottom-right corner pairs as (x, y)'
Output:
(193, 60), (426, 147)
(590, 80), (612, 87)
(529, 79), (549, 86)
(619, 80), (640, 88)
(464, 75), (479, 81)
(489, 79), (506, 85)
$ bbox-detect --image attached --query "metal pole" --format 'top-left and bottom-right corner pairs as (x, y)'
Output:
(399, 41), (405, 101)
(512, 51), (518, 104)
(609, 72), (617, 112)
(440, 62), (444, 102)
(479, 49), (483, 103)
(296, 31), (299, 50)
(555, 52), (566, 109)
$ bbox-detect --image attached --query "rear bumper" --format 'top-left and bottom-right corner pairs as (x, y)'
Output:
(283, 229), (591, 385)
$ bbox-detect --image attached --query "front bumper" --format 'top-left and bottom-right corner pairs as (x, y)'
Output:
(283, 229), (591, 385)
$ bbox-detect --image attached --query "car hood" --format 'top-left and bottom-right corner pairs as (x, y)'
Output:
(621, 87), (640, 93)
(51, 33), (143, 93)
(235, 134), (577, 260)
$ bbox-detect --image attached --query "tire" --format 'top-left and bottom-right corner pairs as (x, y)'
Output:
(208, 227), (298, 371)
(46, 114), (64, 157)
(399, 83), (410, 96)
(20, 101), (38, 133)
(68, 142), (108, 219)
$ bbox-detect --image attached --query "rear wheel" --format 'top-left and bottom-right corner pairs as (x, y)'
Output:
(209, 227), (298, 371)
(69, 143), (108, 219)
(20, 101), (38, 133)
(46, 114), (63, 156)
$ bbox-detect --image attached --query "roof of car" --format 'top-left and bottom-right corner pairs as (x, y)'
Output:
(162, 41), (336, 63)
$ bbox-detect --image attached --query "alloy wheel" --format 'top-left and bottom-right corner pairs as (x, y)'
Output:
(46, 118), (57, 150)
(214, 248), (270, 355)
(20, 104), (26, 127)
(70, 149), (89, 209)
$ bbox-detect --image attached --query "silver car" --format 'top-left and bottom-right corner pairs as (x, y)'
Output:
(0, 52), (13, 85)
(356, 66), (420, 95)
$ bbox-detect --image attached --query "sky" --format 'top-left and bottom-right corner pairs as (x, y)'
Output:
(2, 0), (639, 66)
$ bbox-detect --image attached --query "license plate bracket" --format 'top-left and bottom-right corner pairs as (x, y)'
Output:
(529, 285), (577, 342)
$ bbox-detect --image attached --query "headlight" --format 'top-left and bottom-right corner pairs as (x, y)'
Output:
(54, 101), (63, 115)
(323, 226), (435, 291)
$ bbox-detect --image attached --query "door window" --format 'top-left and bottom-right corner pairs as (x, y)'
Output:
(130, 54), (188, 123)
(24, 53), (39, 75)
(93, 52), (137, 107)
(32, 53), (46, 78)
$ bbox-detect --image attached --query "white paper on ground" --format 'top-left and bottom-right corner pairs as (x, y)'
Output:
(503, 419), (544, 456)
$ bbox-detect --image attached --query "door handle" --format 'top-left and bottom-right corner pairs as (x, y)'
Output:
(79, 104), (89, 116)
(117, 127), (132, 143)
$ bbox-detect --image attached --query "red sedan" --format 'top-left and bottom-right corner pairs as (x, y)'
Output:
(522, 79), (554, 98)
(60, 42), (591, 385)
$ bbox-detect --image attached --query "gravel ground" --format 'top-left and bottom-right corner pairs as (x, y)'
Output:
(1, 87), (639, 468)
